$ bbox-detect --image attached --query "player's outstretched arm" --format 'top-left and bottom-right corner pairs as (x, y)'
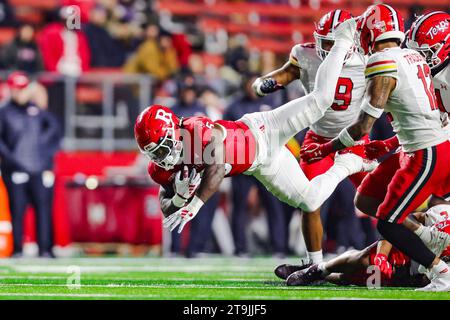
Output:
(158, 185), (180, 218)
(310, 18), (357, 111)
(195, 132), (226, 204)
(330, 75), (396, 152)
(163, 127), (226, 233)
(300, 75), (395, 163)
(252, 62), (300, 97)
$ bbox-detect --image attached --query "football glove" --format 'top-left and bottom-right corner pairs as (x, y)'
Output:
(363, 136), (399, 160)
(172, 166), (201, 207)
(300, 142), (333, 164)
(253, 78), (284, 97)
(373, 253), (393, 279)
(163, 196), (204, 234)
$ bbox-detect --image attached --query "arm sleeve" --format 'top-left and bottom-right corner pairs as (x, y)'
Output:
(288, 44), (302, 67)
(365, 52), (399, 80)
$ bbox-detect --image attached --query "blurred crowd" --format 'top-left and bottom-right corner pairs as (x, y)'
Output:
(0, 0), (429, 258)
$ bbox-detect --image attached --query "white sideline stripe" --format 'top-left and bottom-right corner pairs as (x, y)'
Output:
(0, 293), (404, 300)
(0, 293), (160, 298)
(0, 283), (363, 291)
(388, 147), (433, 223)
(10, 265), (272, 273)
(0, 276), (266, 282)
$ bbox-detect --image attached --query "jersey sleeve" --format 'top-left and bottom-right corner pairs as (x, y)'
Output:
(365, 52), (398, 80)
(289, 45), (301, 67)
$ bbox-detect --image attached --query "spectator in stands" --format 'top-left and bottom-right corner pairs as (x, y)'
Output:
(0, 0), (16, 27)
(82, 4), (126, 67)
(223, 74), (288, 257)
(38, 7), (91, 77)
(170, 80), (206, 117)
(0, 72), (61, 258)
(38, 6), (91, 77)
(220, 34), (251, 93)
(100, 0), (143, 60)
(123, 23), (179, 82)
(199, 86), (224, 121)
(2, 24), (43, 74)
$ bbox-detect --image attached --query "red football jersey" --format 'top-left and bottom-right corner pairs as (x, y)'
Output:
(148, 116), (256, 186)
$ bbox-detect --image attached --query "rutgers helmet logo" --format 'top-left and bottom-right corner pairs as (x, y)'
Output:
(155, 109), (173, 125)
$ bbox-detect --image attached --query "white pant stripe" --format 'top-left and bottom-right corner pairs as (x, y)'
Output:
(388, 147), (433, 223)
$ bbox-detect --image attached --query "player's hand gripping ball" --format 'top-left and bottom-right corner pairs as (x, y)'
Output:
(173, 166), (201, 200)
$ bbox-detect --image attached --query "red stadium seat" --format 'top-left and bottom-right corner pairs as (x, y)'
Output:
(0, 28), (16, 46)
(9, 0), (59, 10)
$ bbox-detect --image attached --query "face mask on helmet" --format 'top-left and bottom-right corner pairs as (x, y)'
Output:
(314, 33), (334, 60)
(314, 32), (355, 62)
(408, 40), (446, 69)
(141, 129), (183, 170)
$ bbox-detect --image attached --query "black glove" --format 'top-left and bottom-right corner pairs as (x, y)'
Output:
(260, 78), (284, 94)
(253, 78), (284, 97)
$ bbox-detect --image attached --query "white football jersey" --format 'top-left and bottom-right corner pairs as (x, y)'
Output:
(289, 43), (366, 138)
(365, 47), (448, 153)
(433, 62), (450, 114)
(432, 62), (450, 136)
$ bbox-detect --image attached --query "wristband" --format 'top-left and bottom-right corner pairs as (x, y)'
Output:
(338, 128), (356, 147)
(361, 100), (384, 119)
(172, 194), (188, 208)
(188, 195), (205, 215)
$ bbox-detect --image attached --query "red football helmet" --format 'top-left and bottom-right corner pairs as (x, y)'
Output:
(406, 11), (450, 70)
(356, 4), (405, 55)
(314, 9), (353, 60)
(134, 105), (182, 170)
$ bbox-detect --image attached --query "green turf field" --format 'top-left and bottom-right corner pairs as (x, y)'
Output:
(0, 257), (448, 300)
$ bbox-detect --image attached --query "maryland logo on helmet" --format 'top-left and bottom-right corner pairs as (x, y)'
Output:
(406, 11), (450, 69)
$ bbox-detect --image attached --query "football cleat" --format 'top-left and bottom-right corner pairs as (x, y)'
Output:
(416, 269), (450, 292)
(334, 152), (378, 176)
(286, 264), (325, 286)
(274, 259), (313, 280)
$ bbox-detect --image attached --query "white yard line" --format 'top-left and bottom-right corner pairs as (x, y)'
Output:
(9, 265), (273, 273)
(0, 283), (365, 291)
(0, 293), (160, 298)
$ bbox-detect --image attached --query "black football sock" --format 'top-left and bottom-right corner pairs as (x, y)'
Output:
(377, 219), (435, 268)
